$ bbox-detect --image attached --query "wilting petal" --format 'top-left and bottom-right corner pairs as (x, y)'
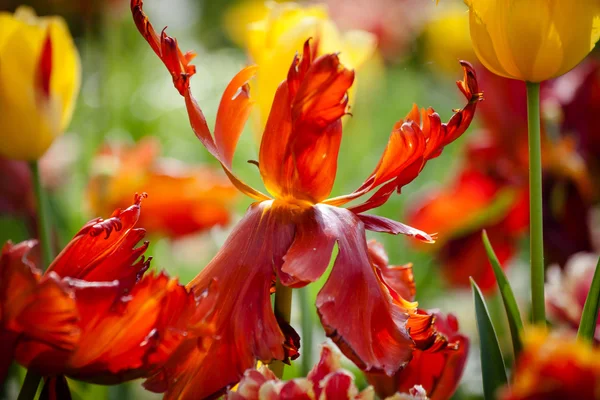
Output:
(47, 194), (150, 290)
(368, 240), (416, 302)
(147, 201), (299, 399)
(0, 241), (79, 350)
(259, 42), (355, 203)
(314, 205), (416, 375)
(15, 271), (214, 384)
(368, 313), (468, 400)
(325, 61), (481, 211)
(131, 0), (269, 201)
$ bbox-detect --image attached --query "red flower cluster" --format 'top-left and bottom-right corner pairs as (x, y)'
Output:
(131, 0), (480, 398)
(0, 194), (216, 394)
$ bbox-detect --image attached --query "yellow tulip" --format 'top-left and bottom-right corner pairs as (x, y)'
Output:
(465, 0), (600, 82)
(243, 2), (377, 129)
(422, 7), (476, 74)
(0, 7), (80, 161)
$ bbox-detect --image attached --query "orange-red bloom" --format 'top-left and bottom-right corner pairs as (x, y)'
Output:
(88, 138), (238, 238)
(501, 328), (600, 400)
(131, 0), (481, 397)
(0, 194), (216, 391)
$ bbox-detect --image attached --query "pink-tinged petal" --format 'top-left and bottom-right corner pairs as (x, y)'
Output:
(47, 194), (150, 290)
(314, 205), (416, 376)
(307, 343), (343, 389)
(368, 313), (469, 400)
(368, 240), (416, 302)
(280, 206), (338, 287)
(0, 241), (79, 351)
(359, 214), (435, 243)
(146, 201), (298, 399)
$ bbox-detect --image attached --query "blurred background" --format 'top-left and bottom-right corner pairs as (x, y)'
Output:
(1, 0), (599, 399)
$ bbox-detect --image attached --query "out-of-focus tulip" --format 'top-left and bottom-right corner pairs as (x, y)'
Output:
(546, 253), (600, 341)
(465, 0), (600, 82)
(422, 7), (476, 74)
(0, 194), (217, 390)
(0, 7), (80, 161)
(501, 328), (600, 400)
(244, 2), (377, 128)
(227, 343), (430, 400)
(88, 138), (238, 238)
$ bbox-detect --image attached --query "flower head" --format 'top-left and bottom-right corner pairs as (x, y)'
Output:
(88, 138), (238, 238)
(546, 253), (600, 341)
(131, 0), (481, 397)
(0, 194), (217, 389)
(465, 0), (600, 82)
(0, 6), (80, 160)
(501, 328), (600, 400)
(227, 343), (430, 400)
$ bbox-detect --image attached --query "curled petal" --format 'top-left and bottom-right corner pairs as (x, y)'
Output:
(368, 240), (416, 302)
(314, 205), (416, 375)
(0, 241), (79, 350)
(325, 61), (481, 211)
(147, 201), (298, 399)
(368, 313), (469, 400)
(15, 271), (215, 384)
(47, 194), (150, 291)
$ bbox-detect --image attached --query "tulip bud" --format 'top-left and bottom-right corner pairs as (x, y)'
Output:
(465, 0), (600, 82)
(0, 7), (80, 161)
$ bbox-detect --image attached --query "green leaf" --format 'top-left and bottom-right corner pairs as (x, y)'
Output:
(482, 230), (524, 358)
(577, 256), (600, 343)
(471, 278), (508, 400)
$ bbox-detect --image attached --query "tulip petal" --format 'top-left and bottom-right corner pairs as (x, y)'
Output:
(147, 201), (298, 399)
(324, 61), (481, 211)
(259, 42), (355, 203)
(314, 205), (415, 376)
(0, 241), (79, 350)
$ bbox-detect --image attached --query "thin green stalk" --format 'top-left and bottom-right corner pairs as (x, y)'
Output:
(18, 161), (56, 400)
(271, 279), (293, 378)
(16, 371), (41, 400)
(526, 82), (545, 325)
(29, 161), (53, 269)
(299, 286), (313, 375)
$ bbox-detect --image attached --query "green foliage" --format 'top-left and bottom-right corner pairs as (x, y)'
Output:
(471, 279), (508, 400)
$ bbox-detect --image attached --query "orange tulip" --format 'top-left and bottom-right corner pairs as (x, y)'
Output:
(0, 194), (216, 391)
(131, 0), (481, 397)
(88, 138), (238, 238)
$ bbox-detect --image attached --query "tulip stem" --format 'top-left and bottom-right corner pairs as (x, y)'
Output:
(271, 279), (293, 378)
(299, 286), (313, 375)
(29, 161), (53, 269)
(526, 81), (545, 325)
(17, 371), (41, 400)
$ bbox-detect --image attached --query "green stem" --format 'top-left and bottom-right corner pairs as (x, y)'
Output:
(29, 161), (53, 269)
(271, 279), (293, 378)
(16, 372), (41, 400)
(299, 286), (313, 375)
(18, 161), (56, 400)
(526, 82), (545, 325)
